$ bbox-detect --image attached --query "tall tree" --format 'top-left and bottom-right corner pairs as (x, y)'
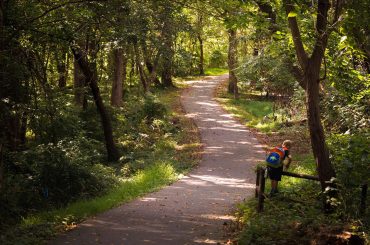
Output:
(111, 48), (124, 106)
(71, 44), (119, 162)
(283, 0), (343, 189)
(227, 27), (238, 97)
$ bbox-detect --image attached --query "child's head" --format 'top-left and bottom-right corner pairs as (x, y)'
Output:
(282, 140), (292, 149)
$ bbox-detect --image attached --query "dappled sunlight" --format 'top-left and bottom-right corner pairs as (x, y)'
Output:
(224, 140), (252, 145)
(186, 174), (254, 189)
(208, 126), (249, 132)
(53, 75), (264, 245)
(141, 197), (157, 202)
(195, 101), (219, 107)
(200, 214), (236, 221)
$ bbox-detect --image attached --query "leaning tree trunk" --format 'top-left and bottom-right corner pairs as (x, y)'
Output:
(283, 0), (338, 193)
(227, 28), (238, 97)
(71, 45), (119, 162)
(111, 48), (124, 106)
(305, 62), (335, 188)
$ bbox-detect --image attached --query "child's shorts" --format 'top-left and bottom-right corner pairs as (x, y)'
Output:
(267, 166), (283, 181)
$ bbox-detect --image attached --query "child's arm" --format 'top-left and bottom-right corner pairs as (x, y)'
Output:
(284, 155), (292, 170)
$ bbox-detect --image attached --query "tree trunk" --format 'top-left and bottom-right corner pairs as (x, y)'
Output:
(305, 63), (335, 188)
(198, 34), (205, 75)
(71, 45), (119, 162)
(160, 8), (174, 88)
(0, 143), (3, 191)
(283, 0), (337, 193)
(56, 51), (67, 88)
(133, 42), (148, 93)
(227, 28), (238, 97)
(141, 41), (161, 87)
(73, 56), (86, 106)
(111, 48), (123, 106)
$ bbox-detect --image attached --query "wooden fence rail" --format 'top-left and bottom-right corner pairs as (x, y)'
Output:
(254, 166), (367, 214)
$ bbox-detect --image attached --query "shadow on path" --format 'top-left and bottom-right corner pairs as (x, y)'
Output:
(52, 75), (265, 245)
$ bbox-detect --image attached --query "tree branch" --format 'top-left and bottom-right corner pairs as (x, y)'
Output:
(283, 0), (308, 70)
(311, 0), (330, 65)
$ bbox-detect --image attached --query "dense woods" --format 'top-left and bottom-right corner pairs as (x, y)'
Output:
(0, 0), (368, 244)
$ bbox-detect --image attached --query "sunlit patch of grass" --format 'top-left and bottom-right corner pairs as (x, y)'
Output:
(217, 95), (279, 133)
(205, 67), (228, 76)
(14, 163), (178, 243)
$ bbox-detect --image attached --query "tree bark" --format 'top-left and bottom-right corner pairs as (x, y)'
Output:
(198, 34), (205, 75)
(56, 50), (67, 88)
(111, 48), (124, 106)
(0, 143), (3, 192)
(305, 62), (335, 188)
(71, 45), (119, 162)
(159, 6), (175, 88)
(284, 0), (336, 190)
(255, 0), (277, 33)
(227, 28), (238, 97)
(73, 55), (86, 106)
(133, 42), (148, 93)
(141, 41), (161, 87)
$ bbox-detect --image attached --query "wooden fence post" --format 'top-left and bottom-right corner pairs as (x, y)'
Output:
(255, 166), (261, 198)
(257, 167), (266, 213)
(360, 184), (368, 215)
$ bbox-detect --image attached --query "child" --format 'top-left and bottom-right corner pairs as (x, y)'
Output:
(266, 140), (292, 196)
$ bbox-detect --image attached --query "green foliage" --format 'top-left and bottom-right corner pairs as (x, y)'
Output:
(0, 138), (116, 224)
(238, 154), (367, 244)
(322, 31), (369, 134)
(173, 48), (198, 76)
(327, 133), (370, 220)
(209, 50), (226, 68)
(237, 48), (297, 98)
(0, 163), (178, 245)
(204, 67), (228, 76)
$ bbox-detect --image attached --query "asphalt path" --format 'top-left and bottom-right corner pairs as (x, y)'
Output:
(52, 75), (265, 245)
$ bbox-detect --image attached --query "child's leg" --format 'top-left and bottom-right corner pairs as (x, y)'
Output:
(271, 180), (278, 190)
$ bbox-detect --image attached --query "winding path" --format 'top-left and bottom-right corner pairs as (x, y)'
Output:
(53, 75), (265, 244)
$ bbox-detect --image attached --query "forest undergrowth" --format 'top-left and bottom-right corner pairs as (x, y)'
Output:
(216, 79), (369, 245)
(0, 81), (202, 245)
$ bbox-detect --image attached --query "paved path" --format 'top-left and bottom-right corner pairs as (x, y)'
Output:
(52, 75), (265, 245)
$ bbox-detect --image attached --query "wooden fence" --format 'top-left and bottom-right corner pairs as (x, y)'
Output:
(254, 166), (368, 214)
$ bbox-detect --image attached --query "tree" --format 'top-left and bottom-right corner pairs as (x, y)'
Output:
(111, 47), (125, 106)
(283, 0), (343, 189)
(227, 27), (238, 97)
(71, 44), (119, 161)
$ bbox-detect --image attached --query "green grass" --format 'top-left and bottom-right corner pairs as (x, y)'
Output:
(204, 67), (228, 76)
(217, 95), (280, 133)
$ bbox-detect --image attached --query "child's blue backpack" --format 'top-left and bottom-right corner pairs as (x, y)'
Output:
(266, 147), (286, 168)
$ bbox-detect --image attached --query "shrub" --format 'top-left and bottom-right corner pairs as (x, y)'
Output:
(209, 50), (226, 68)
(0, 137), (118, 227)
(328, 133), (370, 220)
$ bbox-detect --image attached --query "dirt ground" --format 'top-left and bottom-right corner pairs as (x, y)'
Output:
(51, 75), (265, 245)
